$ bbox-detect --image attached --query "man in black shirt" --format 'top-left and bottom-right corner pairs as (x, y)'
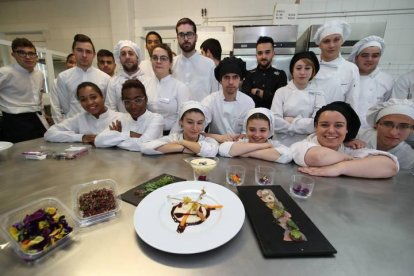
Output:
(241, 36), (287, 108)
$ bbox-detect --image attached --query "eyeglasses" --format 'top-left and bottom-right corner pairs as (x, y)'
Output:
(151, 55), (169, 63)
(122, 96), (146, 106)
(14, 50), (37, 58)
(378, 121), (414, 131)
(177, 32), (195, 39)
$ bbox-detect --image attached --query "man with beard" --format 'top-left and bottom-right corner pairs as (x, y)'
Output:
(241, 36), (287, 108)
(51, 34), (110, 123)
(202, 57), (255, 142)
(347, 36), (393, 129)
(172, 17), (218, 101)
(105, 40), (144, 112)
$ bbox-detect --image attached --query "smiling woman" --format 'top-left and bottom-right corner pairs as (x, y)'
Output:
(291, 101), (399, 178)
(44, 82), (123, 145)
(143, 43), (190, 133)
(141, 101), (219, 157)
(218, 108), (292, 163)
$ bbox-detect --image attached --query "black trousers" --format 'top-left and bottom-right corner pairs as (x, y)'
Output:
(0, 112), (46, 143)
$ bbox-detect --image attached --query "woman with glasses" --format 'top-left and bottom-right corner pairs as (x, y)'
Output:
(357, 99), (414, 170)
(291, 101), (399, 178)
(141, 101), (218, 157)
(95, 79), (164, 151)
(44, 82), (122, 145)
(142, 43), (190, 135)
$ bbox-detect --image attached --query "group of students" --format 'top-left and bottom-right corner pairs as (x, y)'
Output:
(42, 75), (404, 180)
(1, 18), (413, 179)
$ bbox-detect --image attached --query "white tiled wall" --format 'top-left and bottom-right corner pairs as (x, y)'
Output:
(0, 0), (413, 78)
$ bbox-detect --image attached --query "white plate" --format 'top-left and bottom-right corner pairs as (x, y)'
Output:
(0, 141), (13, 151)
(133, 181), (245, 254)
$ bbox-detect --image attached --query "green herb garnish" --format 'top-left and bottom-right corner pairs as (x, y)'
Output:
(135, 175), (176, 196)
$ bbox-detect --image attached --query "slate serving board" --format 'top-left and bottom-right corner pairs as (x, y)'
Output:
(121, 174), (186, 206)
(237, 185), (337, 258)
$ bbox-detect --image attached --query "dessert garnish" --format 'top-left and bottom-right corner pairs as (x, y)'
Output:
(257, 189), (306, 242)
(8, 207), (73, 254)
(258, 175), (271, 185)
(228, 173), (242, 185)
(134, 175), (175, 197)
(168, 188), (223, 233)
(291, 184), (310, 197)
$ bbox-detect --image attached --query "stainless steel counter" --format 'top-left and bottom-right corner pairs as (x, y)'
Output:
(0, 138), (413, 276)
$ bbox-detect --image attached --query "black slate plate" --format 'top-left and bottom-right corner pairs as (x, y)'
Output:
(237, 185), (337, 258)
(121, 174), (186, 206)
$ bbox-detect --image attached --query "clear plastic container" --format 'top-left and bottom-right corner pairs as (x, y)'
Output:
(71, 179), (121, 227)
(0, 197), (78, 262)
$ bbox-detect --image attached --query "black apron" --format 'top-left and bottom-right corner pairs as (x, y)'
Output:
(0, 111), (46, 143)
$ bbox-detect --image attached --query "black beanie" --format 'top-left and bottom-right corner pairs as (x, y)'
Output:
(289, 51), (320, 80)
(314, 101), (361, 142)
(214, 56), (246, 81)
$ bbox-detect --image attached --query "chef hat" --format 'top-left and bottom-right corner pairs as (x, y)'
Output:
(178, 101), (211, 128)
(313, 20), (351, 45)
(214, 56), (246, 81)
(113, 40), (142, 65)
(314, 101), (361, 142)
(365, 98), (414, 127)
(243, 108), (275, 138)
(347, 35), (385, 62)
(289, 51), (320, 79)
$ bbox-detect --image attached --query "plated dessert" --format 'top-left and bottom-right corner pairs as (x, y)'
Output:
(168, 188), (223, 233)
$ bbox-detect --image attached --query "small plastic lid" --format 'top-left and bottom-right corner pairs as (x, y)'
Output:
(71, 179), (121, 227)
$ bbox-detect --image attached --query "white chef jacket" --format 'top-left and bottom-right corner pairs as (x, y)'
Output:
(51, 66), (110, 122)
(139, 59), (155, 79)
(44, 109), (122, 143)
(290, 133), (399, 171)
(271, 81), (326, 146)
(0, 63), (44, 114)
(105, 69), (145, 113)
(141, 132), (219, 157)
(358, 128), (414, 170)
(390, 70), (414, 147)
(391, 70), (414, 100)
(219, 137), (292, 164)
(143, 75), (190, 131)
(94, 110), (164, 151)
(201, 90), (255, 135)
(357, 68), (394, 128)
(172, 52), (218, 101)
(312, 55), (360, 110)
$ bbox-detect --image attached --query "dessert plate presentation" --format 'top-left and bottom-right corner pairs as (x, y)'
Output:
(134, 181), (245, 254)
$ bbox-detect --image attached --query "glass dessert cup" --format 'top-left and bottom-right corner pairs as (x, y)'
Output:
(226, 165), (246, 186)
(184, 157), (219, 181)
(290, 175), (315, 199)
(255, 165), (275, 185)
